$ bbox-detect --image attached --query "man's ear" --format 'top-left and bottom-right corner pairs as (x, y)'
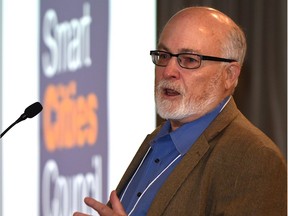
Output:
(224, 62), (241, 90)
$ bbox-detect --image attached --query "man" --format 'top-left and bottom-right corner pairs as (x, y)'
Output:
(74, 6), (287, 216)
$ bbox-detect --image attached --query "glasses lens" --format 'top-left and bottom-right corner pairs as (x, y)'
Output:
(152, 51), (171, 66)
(178, 54), (200, 69)
(150, 51), (202, 69)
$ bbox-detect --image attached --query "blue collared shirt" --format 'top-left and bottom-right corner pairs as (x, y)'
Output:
(120, 97), (230, 215)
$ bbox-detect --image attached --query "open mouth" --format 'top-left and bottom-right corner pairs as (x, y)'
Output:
(163, 88), (181, 96)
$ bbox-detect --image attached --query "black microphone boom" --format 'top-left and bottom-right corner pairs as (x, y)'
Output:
(0, 102), (43, 139)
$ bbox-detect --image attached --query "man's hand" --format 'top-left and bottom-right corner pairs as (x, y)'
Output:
(73, 190), (127, 216)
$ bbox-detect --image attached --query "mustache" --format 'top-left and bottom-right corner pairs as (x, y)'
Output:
(156, 80), (185, 95)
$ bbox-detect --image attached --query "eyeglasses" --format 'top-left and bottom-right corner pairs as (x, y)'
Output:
(150, 50), (237, 69)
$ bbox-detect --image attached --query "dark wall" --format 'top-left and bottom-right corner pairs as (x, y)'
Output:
(156, 0), (287, 158)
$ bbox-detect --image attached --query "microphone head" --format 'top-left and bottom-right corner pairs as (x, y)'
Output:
(24, 102), (43, 118)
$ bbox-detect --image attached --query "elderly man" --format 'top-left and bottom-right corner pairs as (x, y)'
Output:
(74, 6), (286, 216)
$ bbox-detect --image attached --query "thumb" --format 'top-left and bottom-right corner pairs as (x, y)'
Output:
(110, 190), (127, 215)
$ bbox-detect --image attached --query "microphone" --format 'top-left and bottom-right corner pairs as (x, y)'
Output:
(0, 102), (43, 139)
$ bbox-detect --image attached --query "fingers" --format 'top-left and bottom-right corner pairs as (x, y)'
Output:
(73, 197), (112, 216)
(73, 191), (127, 216)
(73, 212), (90, 216)
(109, 190), (126, 214)
(84, 197), (113, 215)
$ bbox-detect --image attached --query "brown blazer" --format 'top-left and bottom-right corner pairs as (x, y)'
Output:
(115, 98), (287, 216)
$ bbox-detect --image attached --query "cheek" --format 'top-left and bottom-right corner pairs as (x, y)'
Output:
(154, 69), (163, 83)
(184, 72), (223, 97)
(155, 71), (161, 82)
(184, 75), (207, 92)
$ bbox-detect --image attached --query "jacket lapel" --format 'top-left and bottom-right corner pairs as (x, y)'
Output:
(147, 133), (210, 215)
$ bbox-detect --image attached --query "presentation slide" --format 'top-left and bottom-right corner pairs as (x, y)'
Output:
(1, 0), (156, 215)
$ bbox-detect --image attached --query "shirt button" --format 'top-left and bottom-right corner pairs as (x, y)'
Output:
(137, 192), (142, 197)
(154, 158), (160, 163)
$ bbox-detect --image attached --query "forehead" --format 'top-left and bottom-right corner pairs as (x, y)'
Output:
(158, 9), (228, 55)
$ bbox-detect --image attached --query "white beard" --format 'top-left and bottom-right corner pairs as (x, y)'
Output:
(155, 73), (223, 121)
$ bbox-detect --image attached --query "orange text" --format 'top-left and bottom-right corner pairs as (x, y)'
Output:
(43, 81), (98, 152)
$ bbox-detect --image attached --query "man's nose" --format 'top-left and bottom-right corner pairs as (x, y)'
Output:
(161, 57), (181, 79)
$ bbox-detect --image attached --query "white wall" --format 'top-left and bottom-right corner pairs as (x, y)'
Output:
(0, 0), (2, 214)
(1, 1), (156, 215)
(108, 1), (156, 191)
(2, 0), (40, 215)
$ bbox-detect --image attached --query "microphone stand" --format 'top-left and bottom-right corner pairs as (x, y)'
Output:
(0, 114), (26, 138)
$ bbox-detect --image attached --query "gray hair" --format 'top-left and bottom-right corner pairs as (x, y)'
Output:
(222, 24), (247, 67)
